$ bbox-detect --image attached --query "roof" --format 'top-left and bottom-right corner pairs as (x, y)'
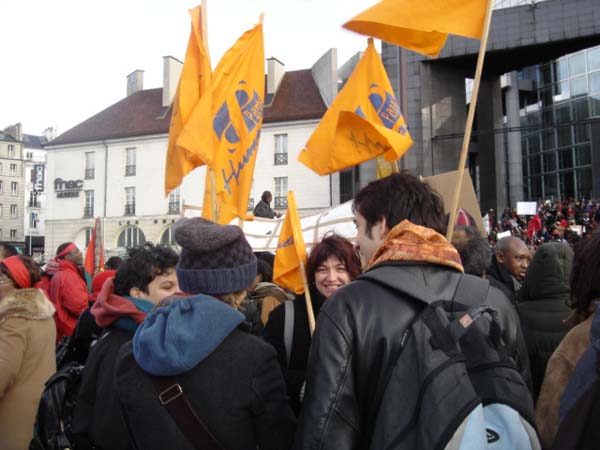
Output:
(0, 132), (18, 143)
(22, 134), (44, 149)
(50, 88), (171, 146)
(50, 69), (326, 146)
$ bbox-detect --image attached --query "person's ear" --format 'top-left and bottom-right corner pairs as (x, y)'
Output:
(375, 217), (389, 240)
(130, 287), (143, 298)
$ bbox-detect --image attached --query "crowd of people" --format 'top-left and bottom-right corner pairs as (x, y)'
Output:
(0, 173), (598, 449)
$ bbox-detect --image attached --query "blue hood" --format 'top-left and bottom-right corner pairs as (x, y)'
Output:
(132, 294), (244, 376)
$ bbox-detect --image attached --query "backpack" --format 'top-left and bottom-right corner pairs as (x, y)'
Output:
(364, 272), (541, 450)
(29, 362), (84, 450)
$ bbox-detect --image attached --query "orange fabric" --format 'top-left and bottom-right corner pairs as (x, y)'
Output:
(344, 0), (487, 57)
(273, 191), (307, 294)
(49, 260), (90, 340)
(367, 220), (463, 272)
(84, 217), (104, 277)
(164, 5), (212, 195)
(2, 256), (31, 289)
(298, 39), (412, 176)
(179, 23), (265, 223)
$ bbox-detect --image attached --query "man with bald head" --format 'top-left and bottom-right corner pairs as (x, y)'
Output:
(487, 236), (531, 305)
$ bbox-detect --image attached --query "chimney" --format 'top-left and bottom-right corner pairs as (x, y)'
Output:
(311, 49), (338, 107)
(126, 70), (144, 97)
(3, 123), (23, 142)
(43, 127), (57, 143)
(163, 56), (183, 107)
(267, 57), (285, 96)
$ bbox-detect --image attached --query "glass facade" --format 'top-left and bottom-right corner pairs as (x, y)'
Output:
(520, 45), (600, 201)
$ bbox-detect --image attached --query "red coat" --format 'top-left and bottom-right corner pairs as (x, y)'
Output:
(49, 260), (91, 340)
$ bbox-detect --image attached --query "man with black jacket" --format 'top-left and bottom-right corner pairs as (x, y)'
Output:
(487, 235), (531, 305)
(293, 172), (532, 450)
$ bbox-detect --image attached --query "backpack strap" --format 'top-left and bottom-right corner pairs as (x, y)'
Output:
(150, 376), (224, 450)
(284, 300), (294, 367)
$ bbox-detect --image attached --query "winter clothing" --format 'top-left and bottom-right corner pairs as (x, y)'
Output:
(517, 242), (573, 401)
(72, 279), (153, 450)
(115, 294), (296, 450)
(0, 288), (56, 450)
(49, 259), (91, 340)
(487, 255), (521, 305)
(253, 199), (277, 219)
(91, 269), (116, 301)
(174, 217), (257, 295)
(293, 221), (531, 449)
(536, 312), (594, 449)
(263, 288), (326, 414)
(251, 281), (294, 325)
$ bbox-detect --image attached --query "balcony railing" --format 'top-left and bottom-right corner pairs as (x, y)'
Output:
(85, 168), (95, 179)
(168, 202), (180, 214)
(28, 201), (41, 208)
(124, 203), (136, 216)
(125, 165), (136, 176)
(274, 153), (288, 165)
(83, 206), (94, 218)
(247, 198), (254, 211)
(274, 196), (287, 209)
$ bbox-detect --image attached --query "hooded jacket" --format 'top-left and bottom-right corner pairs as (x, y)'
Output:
(487, 255), (520, 305)
(293, 221), (531, 450)
(517, 242), (573, 400)
(0, 288), (56, 450)
(72, 279), (153, 450)
(115, 294), (296, 450)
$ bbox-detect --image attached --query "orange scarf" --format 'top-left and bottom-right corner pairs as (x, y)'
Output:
(366, 220), (464, 273)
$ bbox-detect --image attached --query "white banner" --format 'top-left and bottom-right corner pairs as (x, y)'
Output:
(516, 201), (537, 216)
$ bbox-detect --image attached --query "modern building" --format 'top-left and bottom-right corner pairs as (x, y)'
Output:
(0, 124), (26, 248)
(44, 50), (349, 257)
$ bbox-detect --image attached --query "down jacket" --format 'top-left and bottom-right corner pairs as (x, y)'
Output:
(49, 260), (90, 340)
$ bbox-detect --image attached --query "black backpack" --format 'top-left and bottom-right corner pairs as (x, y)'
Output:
(363, 272), (541, 450)
(29, 362), (84, 450)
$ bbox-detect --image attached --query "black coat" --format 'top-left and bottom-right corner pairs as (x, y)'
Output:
(73, 327), (134, 450)
(263, 289), (326, 415)
(517, 242), (573, 401)
(293, 262), (531, 450)
(487, 256), (520, 305)
(114, 328), (296, 450)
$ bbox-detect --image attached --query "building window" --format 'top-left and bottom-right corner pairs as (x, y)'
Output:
(10, 182), (17, 195)
(168, 187), (180, 214)
(30, 212), (39, 229)
(274, 134), (288, 165)
(7, 145), (15, 158)
(0, 163), (3, 174)
(0, 204), (2, 217)
(10, 204), (17, 218)
(124, 187), (136, 216)
(26, 151), (33, 160)
(85, 152), (95, 179)
(160, 226), (176, 246)
(0, 229), (2, 239)
(10, 230), (16, 240)
(9, 163), (16, 175)
(117, 226), (146, 249)
(84, 190), (94, 218)
(125, 147), (136, 176)
(29, 191), (41, 208)
(0, 181), (3, 193)
(274, 176), (288, 208)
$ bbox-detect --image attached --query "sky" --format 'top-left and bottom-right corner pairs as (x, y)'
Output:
(0, 0), (380, 137)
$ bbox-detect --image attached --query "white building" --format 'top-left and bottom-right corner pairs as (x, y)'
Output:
(45, 50), (351, 256)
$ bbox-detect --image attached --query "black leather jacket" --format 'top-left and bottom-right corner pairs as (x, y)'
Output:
(293, 262), (531, 450)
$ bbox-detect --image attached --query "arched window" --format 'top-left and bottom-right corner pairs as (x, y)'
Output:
(117, 226), (146, 249)
(75, 227), (94, 250)
(160, 226), (176, 246)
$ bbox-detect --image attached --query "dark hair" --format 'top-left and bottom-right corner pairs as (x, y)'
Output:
(569, 231), (600, 317)
(105, 256), (122, 271)
(451, 226), (491, 277)
(352, 171), (447, 236)
(257, 259), (273, 283)
(0, 242), (18, 258)
(306, 235), (361, 285)
(113, 245), (179, 296)
(56, 242), (73, 260)
(261, 191), (272, 202)
(0, 255), (42, 288)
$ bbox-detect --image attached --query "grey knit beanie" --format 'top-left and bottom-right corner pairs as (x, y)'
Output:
(173, 217), (257, 295)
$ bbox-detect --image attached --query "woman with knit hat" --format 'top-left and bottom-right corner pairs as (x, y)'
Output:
(115, 218), (296, 450)
(0, 255), (56, 450)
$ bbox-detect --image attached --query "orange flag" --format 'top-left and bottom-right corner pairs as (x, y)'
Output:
(343, 0), (487, 58)
(84, 217), (104, 291)
(298, 39), (412, 176)
(179, 23), (265, 224)
(164, 4), (212, 196)
(273, 191), (307, 295)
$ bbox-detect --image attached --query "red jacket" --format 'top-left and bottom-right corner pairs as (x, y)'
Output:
(49, 259), (91, 340)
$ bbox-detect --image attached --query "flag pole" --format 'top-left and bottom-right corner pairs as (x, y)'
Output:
(445, 0), (494, 242)
(299, 261), (316, 335)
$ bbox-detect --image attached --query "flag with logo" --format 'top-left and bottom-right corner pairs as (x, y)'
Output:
(273, 191), (307, 295)
(298, 39), (412, 176)
(178, 23), (265, 224)
(84, 217), (104, 292)
(164, 4), (212, 196)
(343, 0), (487, 58)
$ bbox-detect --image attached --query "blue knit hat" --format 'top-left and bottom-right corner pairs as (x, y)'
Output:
(173, 217), (257, 295)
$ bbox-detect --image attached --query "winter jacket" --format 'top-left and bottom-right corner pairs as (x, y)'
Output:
(536, 313), (594, 449)
(115, 294), (296, 450)
(294, 222), (531, 450)
(250, 281), (293, 326)
(263, 288), (326, 414)
(487, 256), (520, 305)
(253, 199), (276, 219)
(517, 242), (573, 401)
(49, 260), (90, 340)
(72, 279), (153, 450)
(0, 288), (56, 450)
